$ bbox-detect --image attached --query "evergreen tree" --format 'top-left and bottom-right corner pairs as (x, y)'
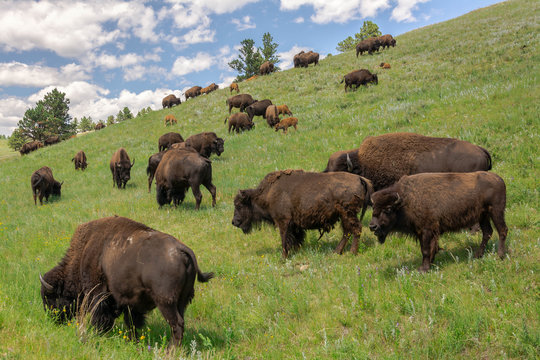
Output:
(122, 107), (133, 120)
(229, 33), (281, 81)
(107, 115), (115, 125)
(8, 128), (28, 151)
(336, 21), (382, 52)
(259, 32), (280, 67)
(79, 116), (94, 132)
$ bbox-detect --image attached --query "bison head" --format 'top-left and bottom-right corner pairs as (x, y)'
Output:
(40, 273), (76, 323)
(116, 160), (134, 182)
(372, 74), (378, 85)
(232, 189), (256, 234)
(52, 180), (63, 196)
(213, 138), (225, 156)
(369, 190), (402, 244)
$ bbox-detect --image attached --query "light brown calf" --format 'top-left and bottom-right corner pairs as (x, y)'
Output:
(276, 104), (293, 116)
(164, 114), (177, 126)
(380, 62), (391, 69)
(275, 117), (298, 134)
(230, 83), (239, 93)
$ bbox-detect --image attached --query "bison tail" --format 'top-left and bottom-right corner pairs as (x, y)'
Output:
(197, 271), (215, 283)
(479, 146), (492, 170)
(224, 116), (228, 124)
(339, 77), (344, 84)
(357, 177), (374, 222)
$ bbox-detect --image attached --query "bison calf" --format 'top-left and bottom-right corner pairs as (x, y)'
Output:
(275, 117), (298, 134)
(232, 170), (373, 257)
(265, 105), (279, 128)
(276, 104), (293, 116)
(31, 166), (63, 205)
(369, 172), (508, 272)
(380, 62), (391, 69)
(230, 83), (239, 93)
(164, 114), (177, 126)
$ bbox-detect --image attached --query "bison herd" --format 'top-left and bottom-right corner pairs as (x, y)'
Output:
(34, 33), (510, 348)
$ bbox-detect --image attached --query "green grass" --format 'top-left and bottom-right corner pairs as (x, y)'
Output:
(0, 139), (17, 161)
(1, 0), (539, 358)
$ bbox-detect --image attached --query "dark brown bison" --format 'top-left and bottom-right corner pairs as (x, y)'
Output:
(201, 83), (218, 95)
(184, 86), (202, 100)
(341, 69), (378, 92)
(356, 37), (381, 56)
(95, 122), (105, 130)
(185, 132), (224, 158)
(162, 94), (181, 108)
(232, 170), (373, 257)
(369, 172), (508, 272)
(275, 117), (298, 134)
(155, 148), (217, 210)
(158, 132), (184, 152)
(71, 150), (87, 171)
(110, 148), (134, 189)
(31, 166), (63, 205)
(276, 104), (293, 116)
(323, 133), (493, 191)
(265, 105), (279, 128)
(39, 216), (213, 347)
(164, 114), (178, 126)
(44, 136), (60, 146)
(293, 51), (305, 68)
(294, 51), (319, 68)
(246, 99), (272, 121)
(225, 113), (255, 133)
(378, 34), (396, 49)
(146, 151), (165, 192)
(260, 61), (275, 75)
(226, 94), (257, 113)
(380, 62), (391, 69)
(19, 140), (43, 155)
(230, 83), (239, 93)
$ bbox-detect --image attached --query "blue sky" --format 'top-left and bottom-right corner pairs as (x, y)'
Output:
(0, 0), (503, 135)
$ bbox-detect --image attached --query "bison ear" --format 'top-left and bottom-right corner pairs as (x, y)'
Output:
(239, 190), (252, 204)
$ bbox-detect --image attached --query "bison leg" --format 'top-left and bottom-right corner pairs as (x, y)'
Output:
(278, 225), (291, 258)
(157, 303), (184, 347)
(148, 174), (154, 192)
(491, 206), (508, 259)
(123, 307), (145, 341)
(419, 229), (439, 272)
(475, 213), (493, 258)
(202, 180), (216, 207)
(156, 185), (169, 207)
(190, 185), (203, 210)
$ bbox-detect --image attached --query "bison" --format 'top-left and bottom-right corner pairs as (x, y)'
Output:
(95, 122), (105, 130)
(356, 37), (380, 57)
(185, 132), (224, 158)
(164, 114), (178, 126)
(246, 99), (272, 121)
(276, 104), (293, 116)
(146, 151), (165, 192)
(380, 62), (391, 69)
(184, 86), (202, 100)
(226, 94), (257, 114)
(275, 117), (298, 134)
(225, 113), (254, 133)
(245, 75), (258, 82)
(230, 83), (240, 93)
(31, 166), (63, 205)
(158, 132), (184, 152)
(19, 140), (43, 155)
(39, 216), (213, 347)
(260, 61), (275, 75)
(323, 133), (493, 191)
(378, 34), (396, 49)
(110, 148), (134, 189)
(155, 148), (217, 210)
(293, 51), (305, 68)
(44, 136), (60, 146)
(232, 170), (373, 257)
(369, 172), (508, 272)
(341, 69), (378, 92)
(265, 105), (279, 128)
(71, 150), (87, 171)
(201, 83), (218, 95)
(162, 94), (181, 108)
(294, 51), (319, 68)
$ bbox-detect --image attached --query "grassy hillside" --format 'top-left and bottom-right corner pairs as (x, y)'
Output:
(0, 139), (17, 161)
(0, 0), (538, 358)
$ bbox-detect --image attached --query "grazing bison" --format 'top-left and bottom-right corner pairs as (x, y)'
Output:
(232, 170), (373, 257)
(275, 117), (298, 134)
(294, 51), (319, 68)
(378, 34), (396, 49)
(245, 75), (258, 82)
(146, 151), (165, 192)
(31, 166), (63, 205)
(276, 104), (293, 116)
(341, 69), (378, 92)
(201, 83), (218, 95)
(356, 37), (380, 56)
(44, 136), (60, 146)
(155, 149), (217, 210)
(324, 133), (493, 191)
(246, 99), (273, 121)
(369, 172), (508, 272)
(380, 62), (391, 69)
(20, 140), (43, 155)
(71, 150), (87, 171)
(230, 83), (240, 93)
(158, 132), (184, 152)
(225, 113), (254, 133)
(110, 148), (134, 189)
(95, 122), (105, 130)
(184, 86), (202, 100)
(164, 114), (178, 126)
(260, 61), (275, 75)
(39, 216), (213, 347)
(162, 94), (181, 108)
(293, 51), (305, 68)
(226, 94), (257, 114)
(185, 132), (224, 158)
(265, 105), (279, 128)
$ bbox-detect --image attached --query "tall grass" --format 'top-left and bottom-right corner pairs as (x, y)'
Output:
(0, 0), (538, 358)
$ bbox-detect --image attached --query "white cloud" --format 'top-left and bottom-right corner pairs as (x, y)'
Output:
(0, 97), (29, 135)
(391, 0), (430, 22)
(232, 16), (256, 31)
(277, 45), (312, 70)
(280, 0), (391, 23)
(217, 75), (237, 91)
(171, 52), (214, 76)
(0, 62), (89, 87)
(294, 17), (305, 23)
(216, 46), (237, 71)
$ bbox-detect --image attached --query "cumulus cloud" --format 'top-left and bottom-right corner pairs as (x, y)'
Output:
(277, 45), (312, 70)
(294, 17), (305, 23)
(0, 62), (89, 87)
(391, 0), (430, 22)
(231, 16), (256, 31)
(280, 0), (392, 23)
(0, 97), (30, 135)
(171, 52), (214, 77)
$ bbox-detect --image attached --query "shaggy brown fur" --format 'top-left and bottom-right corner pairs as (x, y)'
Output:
(226, 93), (256, 113)
(232, 170), (373, 257)
(110, 148), (134, 189)
(225, 113), (254, 133)
(44, 136), (60, 146)
(275, 117), (298, 134)
(265, 105), (279, 128)
(40, 216), (213, 347)
(259, 61), (275, 75)
(185, 132), (224, 158)
(380, 62), (391, 69)
(340, 69), (378, 92)
(71, 150), (87, 171)
(276, 104), (293, 116)
(200, 83), (218, 95)
(324, 133), (493, 191)
(19, 140), (43, 155)
(163, 114), (177, 126)
(378, 34), (396, 49)
(356, 37), (381, 56)
(31, 166), (62, 205)
(184, 86), (202, 100)
(369, 172), (507, 272)
(162, 94), (181, 108)
(229, 83), (239, 93)
(246, 99), (272, 121)
(158, 132), (184, 152)
(95, 122), (105, 130)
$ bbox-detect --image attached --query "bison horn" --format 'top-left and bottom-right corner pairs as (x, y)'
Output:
(131, 159), (135, 167)
(346, 153), (353, 172)
(60, 181), (64, 186)
(393, 193), (402, 206)
(40, 274), (54, 292)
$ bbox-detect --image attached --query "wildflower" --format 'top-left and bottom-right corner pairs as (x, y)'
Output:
(123, 335), (127, 339)
(140, 335), (145, 340)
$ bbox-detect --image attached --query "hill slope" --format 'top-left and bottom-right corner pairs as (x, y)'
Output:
(0, 0), (538, 358)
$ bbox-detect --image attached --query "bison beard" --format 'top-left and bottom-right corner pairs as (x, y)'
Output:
(39, 216), (213, 347)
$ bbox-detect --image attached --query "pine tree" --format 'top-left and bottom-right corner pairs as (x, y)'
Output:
(336, 21), (382, 52)
(259, 32), (280, 67)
